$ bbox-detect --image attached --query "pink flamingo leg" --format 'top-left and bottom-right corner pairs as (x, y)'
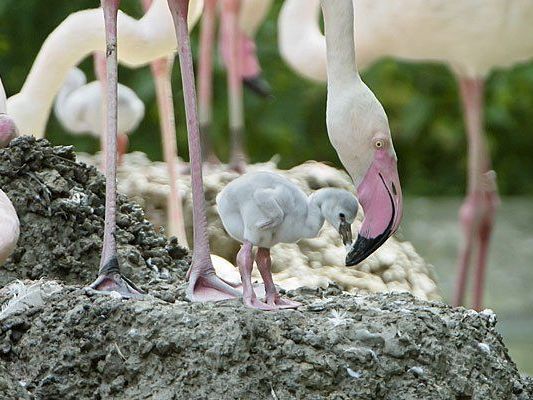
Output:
(93, 51), (108, 168)
(473, 187), (497, 310)
(141, 0), (188, 247)
(94, 51), (130, 166)
(237, 242), (275, 310)
(151, 58), (189, 247)
(197, 0), (220, 164)
(90, 0), (142, 297)
(453, 77), (499, 310)
(256, 248), (301, 309)
(167, 0), (241, 302)
(221, 0), (247, 173)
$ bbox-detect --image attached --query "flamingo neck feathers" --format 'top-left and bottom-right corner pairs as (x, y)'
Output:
(320, 0), (360, 89)
(0, 78), (7, 114)
(301, 190), (329, 239)
(279, 0), (325, 82)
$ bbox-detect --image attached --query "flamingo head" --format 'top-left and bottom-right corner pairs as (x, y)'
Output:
(327, 80), (403, 266)
(0, 114), (18, 148)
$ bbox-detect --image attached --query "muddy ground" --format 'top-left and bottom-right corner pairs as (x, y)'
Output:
(1, 286), (532, 400)
(0, 138), (532, 399)
(0, 137), (188, 298)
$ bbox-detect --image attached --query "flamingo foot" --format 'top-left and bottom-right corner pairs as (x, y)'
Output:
(244, 295), (276, 311)
(266, 293), (302, 310)
(87, 256), (143, 299)
(187, 272), (241, 302)
(229, 158), (247, 174)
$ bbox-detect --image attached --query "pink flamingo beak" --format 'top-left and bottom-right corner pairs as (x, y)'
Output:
(0, 115), (18, 148)
(346, 149), (403, 266)
(218, 19), (272, 98)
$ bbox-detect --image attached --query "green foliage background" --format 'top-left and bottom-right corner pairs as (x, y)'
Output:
(1, 0), (533, 195)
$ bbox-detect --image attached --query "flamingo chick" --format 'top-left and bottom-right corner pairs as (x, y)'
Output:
(216, 171), (358, 310)
(54, 67), (144, 162)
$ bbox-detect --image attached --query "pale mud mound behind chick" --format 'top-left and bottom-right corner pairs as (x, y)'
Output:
(78, 152), (439, 300)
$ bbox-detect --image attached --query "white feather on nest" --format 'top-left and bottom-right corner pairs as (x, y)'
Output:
(0, 280), (62, 321)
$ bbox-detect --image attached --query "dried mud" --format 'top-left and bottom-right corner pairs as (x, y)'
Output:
(0, 137), (188, 297)
(1, 287), (532, 400)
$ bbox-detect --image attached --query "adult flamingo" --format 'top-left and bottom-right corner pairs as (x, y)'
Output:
(0, 79), (20, 265)
(93, 0), (240, 300)
(7, 0), (203, 138)
(279, 0), (533, 310)
(54, 66), (144, 163)
(319, 0), (403, 270)
(0, 190), (19, 267)
(197, 0), (273, 169)
(0, 78), (18, 147)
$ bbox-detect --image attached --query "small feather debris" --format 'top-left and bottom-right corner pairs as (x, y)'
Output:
(328, 309), (352, 327)
(346, 368), (362, 378)
(478, 342), (491, 354)
(0, 280), (62, 320)
(480, 309), (497, 325)
(408, 366), (424, 377)
(270, 383), (279, 400)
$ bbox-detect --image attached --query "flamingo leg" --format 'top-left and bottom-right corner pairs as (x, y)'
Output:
(198, 0), (221, 165)
(167, 0), (241, 302)
(140, 1), (188, 247)
(94, 52), (130, 167)
(150, 58), (189, 247)
(93, 51), (108, 169)
(255, 247), (301, 309)
(117, 132), (129, 165)
(89, 0), (142, 298)
(453, 77), (499, 310)
(221, 0), (247, 173)
(237, 242), (274, 310)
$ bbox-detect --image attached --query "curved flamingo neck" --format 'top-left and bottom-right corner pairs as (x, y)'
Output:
(320, 0), (359, 89)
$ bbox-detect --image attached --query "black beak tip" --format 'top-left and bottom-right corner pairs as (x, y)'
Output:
(345, 228), (393, 267)
(243, 75), (273, 99)
(345, 255), (359, 267)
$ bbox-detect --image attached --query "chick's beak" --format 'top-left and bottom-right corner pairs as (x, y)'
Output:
(338, 218), (353, 246)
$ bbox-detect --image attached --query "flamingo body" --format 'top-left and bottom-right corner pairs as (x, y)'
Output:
(7, 0), (203, 137)
(0, 190), (19, 266)
(54, 68), (144, 138)
(279, 0), (533, 79)
(217, 170), (358, 309)
(217, 171), (358, 248)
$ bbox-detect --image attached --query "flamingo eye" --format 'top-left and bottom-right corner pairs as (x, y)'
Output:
(374, 139), (385, 149)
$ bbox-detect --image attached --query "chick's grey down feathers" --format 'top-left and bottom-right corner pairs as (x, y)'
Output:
(217, 171), (358, 249)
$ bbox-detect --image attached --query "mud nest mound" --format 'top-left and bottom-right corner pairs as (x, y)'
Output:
(78, 152), (439, 300)
(1, 138), (531, 399)
(0, 137), (188, 293)
(0, 286), (532, 400)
